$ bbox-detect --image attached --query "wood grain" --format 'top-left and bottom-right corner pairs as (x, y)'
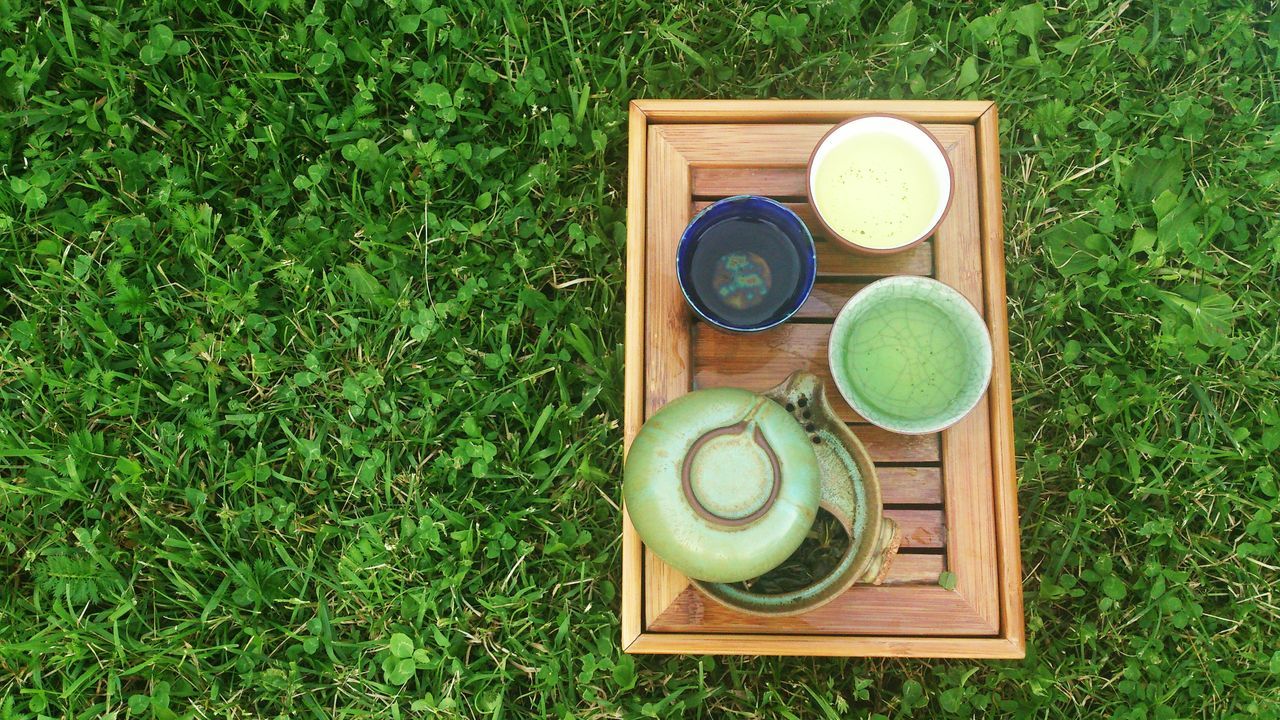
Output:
(690, 322), (876, 424)
(933, 126), (1000, 634)
(648, 584), (990, 636)
(644, 545), (688, 627)
(641, 127), (695, 623)
(643, 520), (946, 636)
(692, 165), (807, 197)
(856, 427), (940, 464)
(878, 466), (944, 505)
(817, 239), (934, 277)
(624, 103), (648, 450)
(658, 123), (971, 166)
(885, 509), (945, 549)
(979, 105), (1026, 656)
(793, 281), (869, 320)
(632, 99), (995, 125)
(621, 507), (642, 648)
(644, 128), (692, 417)
(694, 198), (895, 241)
(625, 633), (1023, 658)
(881, 552), (945, 584)
(621, 102), (647, 648)
(691, 321), (847, 413)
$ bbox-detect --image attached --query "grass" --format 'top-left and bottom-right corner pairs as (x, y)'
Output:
(1, 0), (1278, 717)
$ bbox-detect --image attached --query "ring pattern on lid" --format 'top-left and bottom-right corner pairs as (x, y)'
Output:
(622, 387), (822, 584)
(680, 422), (782, 525)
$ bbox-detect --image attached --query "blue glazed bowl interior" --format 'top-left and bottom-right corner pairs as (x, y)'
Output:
(676, 196), (817, 332)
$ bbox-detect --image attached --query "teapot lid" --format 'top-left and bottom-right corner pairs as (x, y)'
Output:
(623, 388), (821, 583)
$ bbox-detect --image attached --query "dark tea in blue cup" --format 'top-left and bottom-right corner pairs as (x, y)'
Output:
(677, 195), (816, 333)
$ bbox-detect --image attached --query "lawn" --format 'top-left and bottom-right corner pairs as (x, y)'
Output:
(1, 0), (1278, 717)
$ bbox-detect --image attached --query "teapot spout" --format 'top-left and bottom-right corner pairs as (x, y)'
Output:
(858, 518), (901, 585)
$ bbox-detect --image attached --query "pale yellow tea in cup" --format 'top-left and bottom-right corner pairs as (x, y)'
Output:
(808, 116), (953, 253)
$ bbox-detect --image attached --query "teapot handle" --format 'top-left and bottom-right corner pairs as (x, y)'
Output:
(857, 517), (901, 585)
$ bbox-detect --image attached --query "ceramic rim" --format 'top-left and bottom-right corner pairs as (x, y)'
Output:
(805, 114), (955, 255)
(827, 276), (993, 435)
(675, 194), (817, 333)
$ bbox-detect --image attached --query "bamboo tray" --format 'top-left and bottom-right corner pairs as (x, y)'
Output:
(621, 100), (1024, 658)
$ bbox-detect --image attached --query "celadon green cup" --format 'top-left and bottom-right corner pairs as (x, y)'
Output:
(829, 276), (993, 435)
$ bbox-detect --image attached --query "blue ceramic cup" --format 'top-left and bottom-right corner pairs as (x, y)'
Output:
(677, 195), (817, 333)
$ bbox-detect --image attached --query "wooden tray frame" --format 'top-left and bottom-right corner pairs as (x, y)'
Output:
(622, 100), (1023, 658)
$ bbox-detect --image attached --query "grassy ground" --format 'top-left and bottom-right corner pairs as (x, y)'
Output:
(1, 0), (1278, 717)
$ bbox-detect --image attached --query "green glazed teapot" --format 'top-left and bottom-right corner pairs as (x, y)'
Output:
(624, 372), (900, 616)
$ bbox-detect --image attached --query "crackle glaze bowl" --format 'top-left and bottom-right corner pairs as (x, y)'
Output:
(623, 372), (900, 616)
(829, 276), (993, 435)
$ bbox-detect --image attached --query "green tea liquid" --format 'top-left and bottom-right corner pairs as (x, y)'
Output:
(842, 301), (967, 419)
(812, 132), (941, 249)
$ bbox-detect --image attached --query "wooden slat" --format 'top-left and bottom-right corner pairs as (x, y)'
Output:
(644, 545), (688, 628)
(857, 426), (940, 464)
(626, 633), (1023, 658)
(934, 126), (1000, 634)
(621, 508), (643, 647)
(646, 553), (948, 636)
(878, 466), (944, 505)
(881, 552), (945, 585)
(642, 127), (695, 623)
(885, 509), (945, 549)
(692, 198), (882, 238)
(692, 321), (849, 415)
(783, 200), (841, 236)
(979, 105), (1026, 656)
(621, 103), (648, 648)
(625, 106), (649, 448)
(691, 329), (944, 461)
(691, 154), (972, 200)
(817, 239), (933, 276)
(644, 128), (692, 417)
(660, 123), (972, 165)
(692, 165), (806, 197)
(633, 99), (995, 125)
(648, 584), (990, 636)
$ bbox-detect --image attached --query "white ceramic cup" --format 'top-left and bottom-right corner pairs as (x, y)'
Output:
(806, 115), (954, 255)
